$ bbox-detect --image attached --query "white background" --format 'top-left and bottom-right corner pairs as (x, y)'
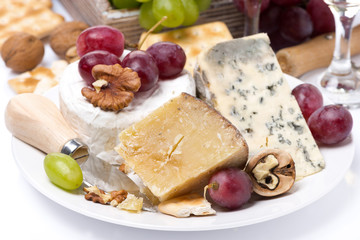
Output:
(1, 1), (360, 239)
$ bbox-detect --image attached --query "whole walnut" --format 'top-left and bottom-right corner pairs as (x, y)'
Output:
(49, 21), (89, 61)
(1, 32), (44, 73)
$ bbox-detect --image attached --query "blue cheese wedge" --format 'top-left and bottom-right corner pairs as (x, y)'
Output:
(194, 33), (324, 179)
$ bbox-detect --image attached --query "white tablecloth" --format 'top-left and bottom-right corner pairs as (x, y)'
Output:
(1, 1), (360, 239)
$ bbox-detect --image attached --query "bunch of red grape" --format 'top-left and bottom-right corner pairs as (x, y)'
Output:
(76, 25), (186, 92)
(233, 0), (335, 51)
(110, 0), (212, 32)
(292, 84), (353, 145)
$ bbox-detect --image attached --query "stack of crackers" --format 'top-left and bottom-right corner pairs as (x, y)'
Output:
(0, 0), (64, 49)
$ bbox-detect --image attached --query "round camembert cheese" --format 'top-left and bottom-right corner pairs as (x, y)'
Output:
(59, 57), (196, 165)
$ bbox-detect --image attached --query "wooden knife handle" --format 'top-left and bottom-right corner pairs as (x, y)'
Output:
(5, 93), (78, 154)
(276, 25), (360, 77)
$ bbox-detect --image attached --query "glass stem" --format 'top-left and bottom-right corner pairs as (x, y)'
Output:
(328, 6), (355, 75)
(243, 0), (262, 36)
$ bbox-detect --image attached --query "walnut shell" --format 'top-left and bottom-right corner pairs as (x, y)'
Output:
(1, 32), (44, 73)
(245, 149), (296, 197)
(49, 21), (89, 59)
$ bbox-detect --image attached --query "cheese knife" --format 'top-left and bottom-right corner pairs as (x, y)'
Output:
(5, 93), (153, 209)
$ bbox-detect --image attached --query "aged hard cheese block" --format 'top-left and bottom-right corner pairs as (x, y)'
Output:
(194, 33), (325, 179)
(116, 93), (248, 202)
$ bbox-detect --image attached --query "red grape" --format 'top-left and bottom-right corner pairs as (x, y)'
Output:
(279, 6), (313, 43)
(146, 42), (186, 79)
(269, 30), (296, 52)
(122, 50), (159, 92)
(207, 168), (252, 210)
(78, 50), (121, 86)
(308, 105), (353, 145)
(76, 25), (125, 57)
(259, 3), (282, 34)
(271, 0), (301, 6)
(291, 83), (323, 121)
(306, 0), (335, 36)
(233, 0), (270, 17)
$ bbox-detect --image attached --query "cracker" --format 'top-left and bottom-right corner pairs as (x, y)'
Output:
(139, 22), (233, 75)
(32, 67), (57, 94)
(158, 193), (216, 218)
(8, 73), (40, 94)
(2, 0), (53, 9)
(8, 60), (68, 94)
(0, 0), (64, 50)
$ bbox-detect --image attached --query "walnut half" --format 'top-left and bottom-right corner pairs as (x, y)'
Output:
(82, 64), (141, 111)
(245, 149), (296, 197)
(84, 186), (112, 204)
(84, 185), (128, 205)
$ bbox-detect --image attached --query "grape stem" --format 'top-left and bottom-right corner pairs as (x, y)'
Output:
(208, 182), (219, 190)
(203, 182), (219, 199)
(138, 16), (168, 50)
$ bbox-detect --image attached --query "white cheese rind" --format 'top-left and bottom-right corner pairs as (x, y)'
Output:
(194, 33), (324, 179)
(59, 60), (196, 165)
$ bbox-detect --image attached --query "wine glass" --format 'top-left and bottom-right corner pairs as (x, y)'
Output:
(243, 0), (262, 36)
(320, 0), (360, 107)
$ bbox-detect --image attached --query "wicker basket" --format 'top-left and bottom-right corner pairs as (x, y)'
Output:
(59, 0), (245, 44)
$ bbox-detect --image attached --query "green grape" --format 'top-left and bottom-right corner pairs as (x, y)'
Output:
(136, 0), (151, 2)
(44, 153), (83, 190)
(153, 0), (185, 28)
(112, 0), (141, 9)
(195, 0), (211, 12)
(180, 0), (199, 26)
(139, 1), (163, 32)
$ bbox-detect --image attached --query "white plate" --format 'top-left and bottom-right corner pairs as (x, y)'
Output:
(11, 74), (355, 231)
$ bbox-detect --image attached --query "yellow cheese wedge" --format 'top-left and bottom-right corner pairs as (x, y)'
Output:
(116, 93), (248, 202)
